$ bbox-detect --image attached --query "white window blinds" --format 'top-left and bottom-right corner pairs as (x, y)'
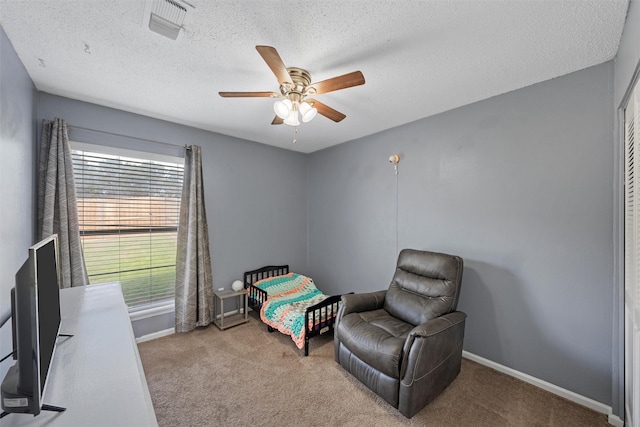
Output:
(71, 144), (184, 308)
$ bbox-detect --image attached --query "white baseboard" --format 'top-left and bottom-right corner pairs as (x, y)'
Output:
(608, 413), (624, 427)
(136, 327), (174, 343)
(462, 351), (622, 426)
(135, 306), (245, 343)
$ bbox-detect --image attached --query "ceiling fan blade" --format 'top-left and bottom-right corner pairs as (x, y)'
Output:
(308, 99), (346, 122)
(309, 71), (365, 95)
(218, 91), (279, 98)
(256, 45), (293, 87)
(271, 116), (283, 125)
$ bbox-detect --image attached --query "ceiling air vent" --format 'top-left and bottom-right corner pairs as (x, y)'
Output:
(147, 0), (189, 40)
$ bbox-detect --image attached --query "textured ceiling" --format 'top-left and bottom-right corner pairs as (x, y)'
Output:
(0, 0), (630, 153)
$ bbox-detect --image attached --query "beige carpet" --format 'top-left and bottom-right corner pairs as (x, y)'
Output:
(138, 316), (609, 427)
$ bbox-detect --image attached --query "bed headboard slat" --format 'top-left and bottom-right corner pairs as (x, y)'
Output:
(244, 265), (290, 287)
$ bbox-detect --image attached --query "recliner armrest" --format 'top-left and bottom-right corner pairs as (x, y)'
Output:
(334, 290), (388, 363)
(400, 311), (467, 380)
(340, 290), (387, 316)
(395, 311), (467, 417)
(407, 311), (467, 339)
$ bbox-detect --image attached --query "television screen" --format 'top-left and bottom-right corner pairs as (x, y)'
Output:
(1, 234), (61, 417)
(33, 236), (61, 396)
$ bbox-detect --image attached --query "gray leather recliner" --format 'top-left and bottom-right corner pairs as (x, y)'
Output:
(334, 249), (466, 418)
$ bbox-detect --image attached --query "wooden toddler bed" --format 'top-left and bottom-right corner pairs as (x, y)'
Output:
(243, 265), (343, 356)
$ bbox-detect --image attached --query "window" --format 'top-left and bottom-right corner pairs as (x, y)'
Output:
(71, 143), (184, 308)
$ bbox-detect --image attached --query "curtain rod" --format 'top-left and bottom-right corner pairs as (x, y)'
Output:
(68, 125), (189, 150)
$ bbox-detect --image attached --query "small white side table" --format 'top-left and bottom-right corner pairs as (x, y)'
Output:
(213, 288), (248, 330)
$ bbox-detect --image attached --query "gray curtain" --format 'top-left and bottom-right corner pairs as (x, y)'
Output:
(38, 118), (89, 288)
(175, 145), (214, 332)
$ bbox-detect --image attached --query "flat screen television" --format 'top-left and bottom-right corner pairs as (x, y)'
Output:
(1, 234), (64, 417)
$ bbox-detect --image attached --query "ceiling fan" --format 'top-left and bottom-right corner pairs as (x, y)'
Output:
(219, 46), (365, 127)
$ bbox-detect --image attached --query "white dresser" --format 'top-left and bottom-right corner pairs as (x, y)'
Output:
(1, 282), (158, 426)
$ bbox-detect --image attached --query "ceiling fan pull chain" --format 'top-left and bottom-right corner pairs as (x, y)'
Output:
(293, 126), (297, 144)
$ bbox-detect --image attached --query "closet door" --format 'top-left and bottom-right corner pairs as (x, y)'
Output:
(624, 79), (639, 427)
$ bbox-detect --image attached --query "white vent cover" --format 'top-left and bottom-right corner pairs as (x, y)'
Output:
(146, 0), (189, 40)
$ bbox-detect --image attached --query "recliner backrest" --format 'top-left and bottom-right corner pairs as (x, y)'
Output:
(383, 249), (463, 326)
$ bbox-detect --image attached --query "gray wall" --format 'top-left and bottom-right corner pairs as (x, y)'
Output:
(308, 62), (614, 406)
(0, 27), (37, 382)
(37, 93), (309, 336)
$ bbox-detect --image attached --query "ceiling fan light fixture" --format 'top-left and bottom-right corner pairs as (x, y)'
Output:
(283, 106), (300, 126)
(219, 46), (366, 133)
(274, 99), (292, 119)
(299, 101), (317, 123)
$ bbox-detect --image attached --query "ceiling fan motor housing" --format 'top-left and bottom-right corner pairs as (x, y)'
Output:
(282, 67), (314, 97)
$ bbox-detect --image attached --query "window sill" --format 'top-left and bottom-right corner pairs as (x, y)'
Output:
(129, 300), (175, 322)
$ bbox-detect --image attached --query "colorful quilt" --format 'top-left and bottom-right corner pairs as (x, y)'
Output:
(255, 273), (331, 349)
